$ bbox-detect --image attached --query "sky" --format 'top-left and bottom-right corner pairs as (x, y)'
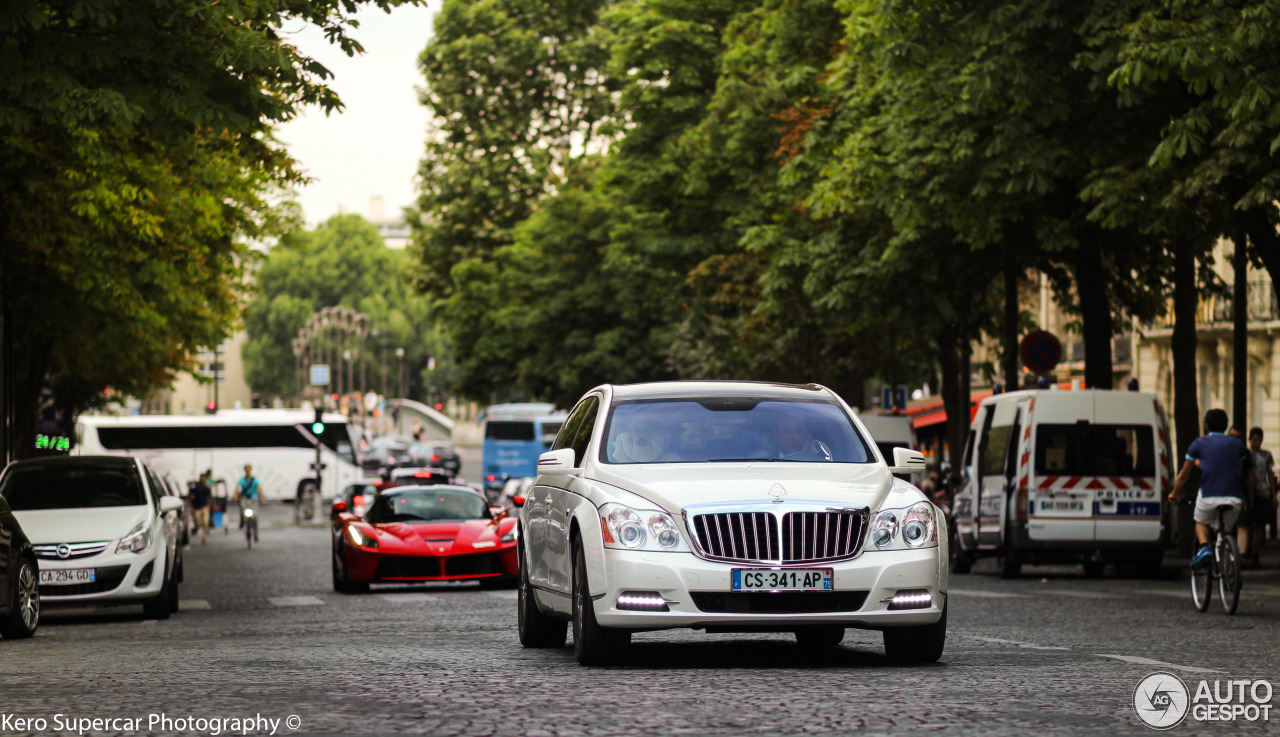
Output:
(275, 4), (439, 227)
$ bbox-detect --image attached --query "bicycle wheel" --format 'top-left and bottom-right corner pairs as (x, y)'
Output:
(1218, 534), (1241, 615)
(1191, 550), (1212, 612)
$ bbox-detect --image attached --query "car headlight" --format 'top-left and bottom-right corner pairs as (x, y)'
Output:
(869, 501), (937, 550)
(500, 526), (518, 543)
(600, 503), (689, 552)
(346, 525), (379, 548)
(116, 520), (152, 555)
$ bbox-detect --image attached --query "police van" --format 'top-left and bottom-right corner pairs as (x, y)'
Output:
(951, 388), (1173, 577)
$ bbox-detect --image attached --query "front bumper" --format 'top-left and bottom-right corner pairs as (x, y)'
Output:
(37, 548), (167, 605)
(591, 547), (944, 630)
(345, 543), (518, 583)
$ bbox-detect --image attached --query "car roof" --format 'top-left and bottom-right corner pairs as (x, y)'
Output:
(6, 455), (138, 470)
(607, 380), (833, 402)
(381, 484), (482, 498)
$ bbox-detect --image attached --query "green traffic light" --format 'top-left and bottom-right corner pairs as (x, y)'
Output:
(312, 422), (325, 434)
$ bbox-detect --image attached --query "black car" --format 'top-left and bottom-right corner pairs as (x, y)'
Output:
(0, 494), (39, 638)
(331, 480), (380, 519)
(408, 442), (462, 476)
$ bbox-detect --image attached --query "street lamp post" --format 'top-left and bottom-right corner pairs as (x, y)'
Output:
(395, 347), (405, 435)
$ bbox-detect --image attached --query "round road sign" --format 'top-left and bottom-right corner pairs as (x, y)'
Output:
(1020, 330), (1062, 374)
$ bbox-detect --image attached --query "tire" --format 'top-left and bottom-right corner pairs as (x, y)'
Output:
(0, 557), (39, 639)
(1191, 553), (1212, 612)
(167, 572), (180, 614)
(517, 541), (567, 648)
(998, 551), (1021, 579)
(883, 606), (946, 664)
(143, 572), (173, 620)
(571, 541), (629, 665)
(950, 543), (974, 574)
(1218, 534), (1241, 615)
(1082, 561), (1105, 578)
(331, 546), (344, 593)
(334, 548), (369, 594)
(794, 625), (845, 647)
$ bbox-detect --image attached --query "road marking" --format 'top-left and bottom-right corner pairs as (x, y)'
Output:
(971, 636), (1070, 651)
(483, 590), (518, 600)
(1037, 590), (1123, 600)
(372, 593), (436, 603)
(948, 589), (1030, 598)
(1095, 654), (1222, 674)
(181, 599), (212, 610)
(267, 596), (324, 607)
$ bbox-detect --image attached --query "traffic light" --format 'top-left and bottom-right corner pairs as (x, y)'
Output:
(312, 407), (325, 436)
(205, 401), (217, 414)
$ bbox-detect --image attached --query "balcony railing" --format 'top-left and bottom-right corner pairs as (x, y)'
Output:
(1154, 280), (1280, 328)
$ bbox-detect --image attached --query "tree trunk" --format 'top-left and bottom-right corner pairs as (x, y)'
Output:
(1172, 236), (1200, 462)
(1003, 258), (1020, 391)
(1233, 232), (1248, 431)
(1075, 230), (1114, 389)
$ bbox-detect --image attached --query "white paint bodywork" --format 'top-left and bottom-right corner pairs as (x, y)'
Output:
(521, 382), (946, 631)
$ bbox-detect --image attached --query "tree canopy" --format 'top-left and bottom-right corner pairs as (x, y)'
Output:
(0, 0), (413, 456)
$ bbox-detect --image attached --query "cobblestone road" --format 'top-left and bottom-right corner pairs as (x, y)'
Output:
(2, 500), (1277, 736)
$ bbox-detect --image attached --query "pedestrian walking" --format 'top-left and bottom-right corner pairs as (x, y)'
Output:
(1248, 427), (1276, 564)
(190, 469), (213, 544)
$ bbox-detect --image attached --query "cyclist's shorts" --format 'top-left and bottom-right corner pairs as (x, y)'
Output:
(1194, 495), (1242, 527)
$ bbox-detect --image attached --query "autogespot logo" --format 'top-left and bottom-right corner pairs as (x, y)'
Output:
(1134, 672), (1190, 730)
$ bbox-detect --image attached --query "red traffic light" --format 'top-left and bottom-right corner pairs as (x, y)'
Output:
(435, 403), (444, 411)
(205, 401), (217, 414)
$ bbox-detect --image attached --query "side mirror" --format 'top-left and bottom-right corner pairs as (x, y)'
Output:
(511, 495), (526, 508)
(331, 500), (348, 516)
(888, 447), (927, 476)
(537, 448), (579, 476)
(159, 496), (183, 513)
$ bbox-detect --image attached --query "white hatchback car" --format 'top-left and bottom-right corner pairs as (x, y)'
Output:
(517, 381), (947, 665)
(0, 455), (184, 619)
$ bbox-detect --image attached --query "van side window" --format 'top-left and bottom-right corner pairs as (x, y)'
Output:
(980, 425), (1012, 477)
(978, 401), (1018, 478)
(1034, 424), (1154, 477)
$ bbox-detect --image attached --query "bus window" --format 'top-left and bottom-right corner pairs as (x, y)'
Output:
(485, 422), (535, 442)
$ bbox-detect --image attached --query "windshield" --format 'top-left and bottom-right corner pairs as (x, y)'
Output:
(601, 399), (873, 464)
(366, 488), (489, 522)
(0, 463), (147, 510)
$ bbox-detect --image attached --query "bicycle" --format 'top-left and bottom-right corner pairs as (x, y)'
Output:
(242, 495), (259, 549)
(1191, 504), (1241, 614)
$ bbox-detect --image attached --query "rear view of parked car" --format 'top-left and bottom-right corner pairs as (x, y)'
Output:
(0, 456), (185, 620)
(0, 494), (39, 638)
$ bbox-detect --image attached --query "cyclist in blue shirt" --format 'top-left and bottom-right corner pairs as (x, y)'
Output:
(236, 464), (263, 528)
(1170, 409), (1254, 567)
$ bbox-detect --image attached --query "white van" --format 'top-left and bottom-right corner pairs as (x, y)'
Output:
(951, 388), (1172, 577)
(860, 412), (922, 482)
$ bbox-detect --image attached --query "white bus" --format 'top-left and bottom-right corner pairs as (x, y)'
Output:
(74, 409), (363, 502)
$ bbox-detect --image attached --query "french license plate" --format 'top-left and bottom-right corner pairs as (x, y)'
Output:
(732, 568), (832, 592)
(1040, 499), (1085, 512)
(39, 568), (95, 585)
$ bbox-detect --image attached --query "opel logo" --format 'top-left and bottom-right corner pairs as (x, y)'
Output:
(768, 484), (787, 503)
(56, 544), (71, 559)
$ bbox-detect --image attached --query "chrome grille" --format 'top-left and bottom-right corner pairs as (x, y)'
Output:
(691, 512), (778, 562)
(33, 541), (111, 560)
(689, 509), (866, 564)
(782, 512), (863, 563)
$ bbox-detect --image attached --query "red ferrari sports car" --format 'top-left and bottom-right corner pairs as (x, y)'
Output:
(331, 485), (518, 593)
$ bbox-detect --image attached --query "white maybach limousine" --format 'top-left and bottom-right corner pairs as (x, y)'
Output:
(516, 381), (948, 665)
